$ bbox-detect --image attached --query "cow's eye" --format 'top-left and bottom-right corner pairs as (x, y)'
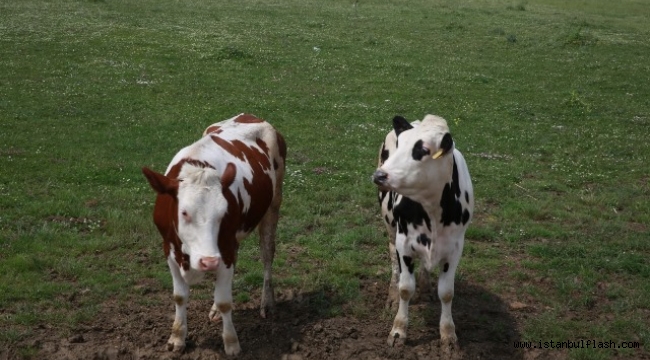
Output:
(181, 210), (191, 222)
(411, 140), (430, 161)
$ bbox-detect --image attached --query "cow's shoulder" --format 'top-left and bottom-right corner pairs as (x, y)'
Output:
(439, 151), (473, 227)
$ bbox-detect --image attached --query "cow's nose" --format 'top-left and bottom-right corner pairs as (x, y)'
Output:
(199, 256), (220, 271)
(373, 169), (389, 185)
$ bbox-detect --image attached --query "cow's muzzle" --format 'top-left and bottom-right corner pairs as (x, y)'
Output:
(372, 170), (390, 190)
(199, 256), (220, 271)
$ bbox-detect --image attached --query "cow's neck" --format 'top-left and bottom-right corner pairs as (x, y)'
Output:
(418, 197), (444, 234)
(413, 155), (455, 234)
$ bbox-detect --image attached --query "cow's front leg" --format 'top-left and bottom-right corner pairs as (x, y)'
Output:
(213, 263), (240, 356)
(437, 238), (464, 350)
(167, 258), (189, 352)
(388, 234), (415, 347)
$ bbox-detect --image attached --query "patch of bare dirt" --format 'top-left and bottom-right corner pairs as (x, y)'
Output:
(4, 279), (542, 360)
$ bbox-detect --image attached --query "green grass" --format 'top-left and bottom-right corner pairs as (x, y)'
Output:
(1, 0), (649, 358)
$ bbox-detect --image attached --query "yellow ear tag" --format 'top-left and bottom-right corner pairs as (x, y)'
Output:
(431, 149), (444, 159)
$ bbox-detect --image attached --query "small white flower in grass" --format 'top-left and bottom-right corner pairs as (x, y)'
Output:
(313, 46), (320, 52)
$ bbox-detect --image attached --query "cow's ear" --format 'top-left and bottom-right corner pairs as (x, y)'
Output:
(392, 116), (413, 137)
(221, 163), (237, 189)
(431, 133), (454, 160)
(142, 167), (178, 197)
(440, 132), (454, 154)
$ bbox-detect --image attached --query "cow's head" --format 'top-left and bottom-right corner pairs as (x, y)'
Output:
(142, 163), (237, 272)
(373, 115), (454, 202)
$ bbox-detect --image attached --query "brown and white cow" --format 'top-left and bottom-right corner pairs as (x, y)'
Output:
(142, 113), (286, 356)
(373, 115), (474, 351)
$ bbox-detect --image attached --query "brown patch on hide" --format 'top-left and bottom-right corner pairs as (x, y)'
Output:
(144, 163), (184, 270)
(219, 185), (241, 267)
(221, 162), (237, 189)
(205, 125), (222, 135)
(234, 114), (263, 123)
(211, 136), (274, 267)
(211, 136), (246, 162)
(146, 159), (215, 271)
(256, 137), (270, 155)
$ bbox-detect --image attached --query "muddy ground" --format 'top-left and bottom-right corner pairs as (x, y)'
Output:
(3, 278), (564, 360)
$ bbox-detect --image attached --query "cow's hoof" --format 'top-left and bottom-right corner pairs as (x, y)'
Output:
(442, 334), (458, 345)
(166, 339), (185, 352)
(387, 331), (406, 347)
(260, 292), (275, 319)
(260, 302), (275, 319)
(440, 323), (457, 344)
(440, 343), (461, 359)
(209, 303), (222, 323)
(224, 340), (241, 356)
(439, 335), (460, 358)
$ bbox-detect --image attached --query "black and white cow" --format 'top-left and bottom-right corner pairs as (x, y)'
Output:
(373, 114), (474, 349)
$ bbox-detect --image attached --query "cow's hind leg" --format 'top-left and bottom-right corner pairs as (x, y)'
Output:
(386, 235), (400, 311)
(388, 234), (415, 347)
(437, 236), (464, 352)
(167, 258), (189, 352)
(414, 264), (432, 303)
(257, 185), (282, 318)
(213, 264), (241, 356)
(383, 192), (400, 311)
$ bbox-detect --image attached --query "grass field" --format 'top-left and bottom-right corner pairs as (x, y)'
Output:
(1, 0), (648, 359)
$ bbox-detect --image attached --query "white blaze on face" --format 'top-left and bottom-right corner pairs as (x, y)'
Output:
(176, 165), (228, 271)
(380, 115), (454, 200)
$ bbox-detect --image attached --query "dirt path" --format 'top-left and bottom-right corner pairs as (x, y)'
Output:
(3, 280), (549, 360)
